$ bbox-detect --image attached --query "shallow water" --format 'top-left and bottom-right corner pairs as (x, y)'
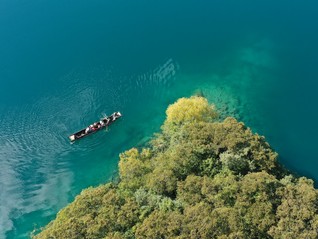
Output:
(1, 0), (318, 238)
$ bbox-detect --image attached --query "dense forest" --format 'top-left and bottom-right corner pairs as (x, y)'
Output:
(33, 96), (318, 239)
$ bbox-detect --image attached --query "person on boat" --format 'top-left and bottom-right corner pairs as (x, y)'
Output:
(90, 124), (96, 131)
(93, 123), (99, 129)
(100, 120), (105, 126)
(85, 127), (90, 134)
(85, 125), (93, 133)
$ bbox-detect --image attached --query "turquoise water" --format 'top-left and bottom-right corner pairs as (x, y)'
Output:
(1, 0), (318, 238)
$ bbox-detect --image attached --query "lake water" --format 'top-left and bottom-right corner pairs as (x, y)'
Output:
(1, 0), (318, 238)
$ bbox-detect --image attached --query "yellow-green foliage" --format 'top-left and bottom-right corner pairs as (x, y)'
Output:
(118, 148), (151, 192)
(165, 96), (217, 125)
(34, 97), (318, 239)
(268, 177), (318, 239)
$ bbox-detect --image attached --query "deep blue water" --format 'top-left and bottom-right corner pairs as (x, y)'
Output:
(0, 0), (318, 238)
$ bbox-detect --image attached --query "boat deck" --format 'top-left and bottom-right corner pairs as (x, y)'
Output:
(69, 112), (121, 141)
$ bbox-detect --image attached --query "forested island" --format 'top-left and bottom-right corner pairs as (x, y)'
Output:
(33, 96), (318, 239)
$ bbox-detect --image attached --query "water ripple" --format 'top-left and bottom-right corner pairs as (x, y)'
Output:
(1, 60), (181, 237)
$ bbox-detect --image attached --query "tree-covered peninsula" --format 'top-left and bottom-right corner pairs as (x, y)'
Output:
(33, 96), (318, 239)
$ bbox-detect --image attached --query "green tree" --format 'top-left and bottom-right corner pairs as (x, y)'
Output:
(165, 96), (217, 125)
(33, 96), (318, 239)
(135, 210), (183, 239)
(269, 177), (318, 239)
(118, 148), (151, 192)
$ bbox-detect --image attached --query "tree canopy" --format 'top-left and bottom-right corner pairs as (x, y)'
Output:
(33, 96), (318, 239)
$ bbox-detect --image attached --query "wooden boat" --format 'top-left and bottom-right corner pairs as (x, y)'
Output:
(69, 112), (122, 142)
